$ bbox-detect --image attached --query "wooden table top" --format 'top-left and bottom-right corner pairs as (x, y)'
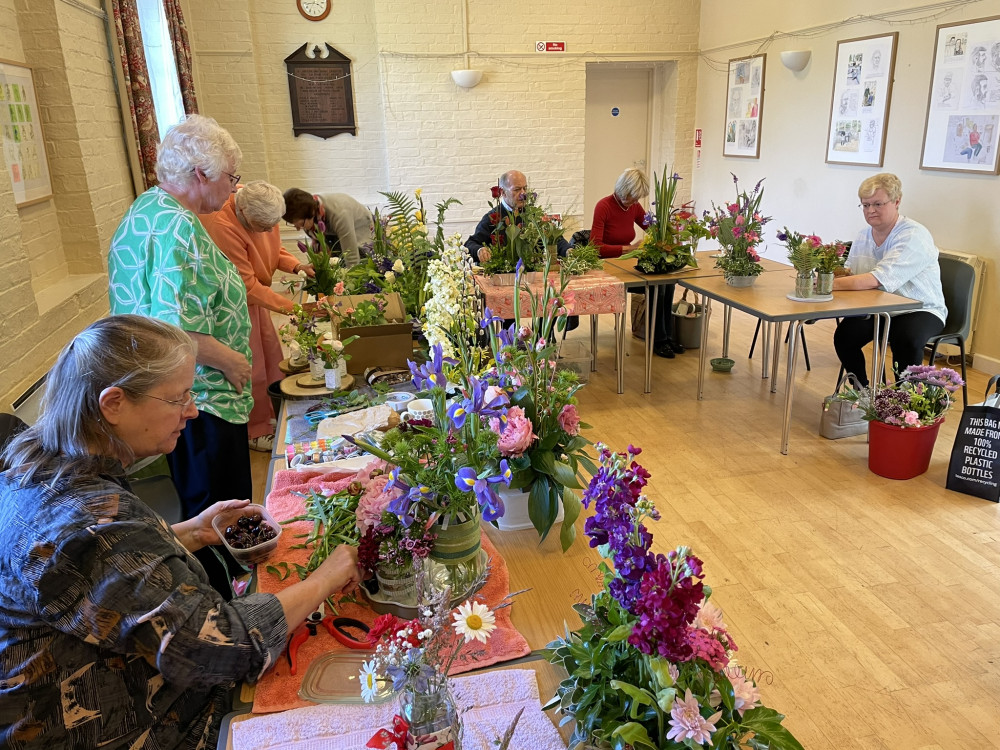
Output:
(603, 251), (788, 284)
(680, 270), (922, 322)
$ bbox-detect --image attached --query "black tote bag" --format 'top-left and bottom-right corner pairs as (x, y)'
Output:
(946, 376), (1000, 503)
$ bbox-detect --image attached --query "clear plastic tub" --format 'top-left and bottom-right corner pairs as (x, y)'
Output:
(557, 339), (592, 383)
(211, 504), (282, 565)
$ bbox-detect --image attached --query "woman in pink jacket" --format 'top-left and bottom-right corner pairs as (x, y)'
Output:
(201, 181), (314, 451)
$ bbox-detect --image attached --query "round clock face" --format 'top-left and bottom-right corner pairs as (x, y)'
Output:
(297, 0), (330, 20)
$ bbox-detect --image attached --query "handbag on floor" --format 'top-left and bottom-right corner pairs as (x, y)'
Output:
(819, 373), (868, 439)
(631, 294), (646, 339)
(946, 375), (1000, 503)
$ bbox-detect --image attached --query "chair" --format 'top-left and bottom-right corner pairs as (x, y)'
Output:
(926, 256), (975, 406)
(748, 320), (811, 370)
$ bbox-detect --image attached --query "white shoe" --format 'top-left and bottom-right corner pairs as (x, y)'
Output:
(249, 434), (274, 453)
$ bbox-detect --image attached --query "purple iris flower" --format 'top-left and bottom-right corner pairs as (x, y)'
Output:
(515, 259), (524, 277)
(447, 399), (471, 429)
(643, 211), (656, 226)
(496, 322), (517, 348)
(364, 280), (380, 294)
(388, 483), (434, 527)
(480, 307), (504, 329)
(408, 343), (456, 390)
(776, 231), (787, 241)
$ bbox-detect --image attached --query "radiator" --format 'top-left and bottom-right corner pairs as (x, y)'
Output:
(935, 248), (986, 359)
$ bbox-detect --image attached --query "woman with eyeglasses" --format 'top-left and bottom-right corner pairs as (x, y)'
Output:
(200, 181), (315, 454)
(108, 116), (255, 552)
(281, 187), (373, 268)
(832, 173), (946, 385)
(0, 315), (361, 749)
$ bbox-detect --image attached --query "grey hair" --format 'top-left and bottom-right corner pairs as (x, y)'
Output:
(235, 180), (285, 228)
(155, 114), (242, 187)
(614, 168), (649, 204)
(2, 315), (195, 484)
(500, 170), (526, 190)
(858, 173), (902, 203)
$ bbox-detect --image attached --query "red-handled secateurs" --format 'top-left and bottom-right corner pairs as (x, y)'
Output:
(286, 604), (371, 675)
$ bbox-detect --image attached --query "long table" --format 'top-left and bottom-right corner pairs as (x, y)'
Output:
(603, 253), (789, 393)
(680, 271), (921, 454)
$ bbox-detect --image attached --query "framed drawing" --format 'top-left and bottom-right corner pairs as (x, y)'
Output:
(723, 54), (765, 158)
(920, 15), (1000, 174)
(825, 32), (898, 167)
(0, 59), (52, 207)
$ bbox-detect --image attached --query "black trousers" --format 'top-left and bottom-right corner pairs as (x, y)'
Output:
(651, 283), (676, 345)
(833, 311), (944, 387)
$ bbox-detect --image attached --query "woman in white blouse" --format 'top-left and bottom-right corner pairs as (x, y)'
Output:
(832, 173), (946, 386)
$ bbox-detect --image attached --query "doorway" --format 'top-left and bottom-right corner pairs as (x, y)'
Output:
(583, 65), (653, 232)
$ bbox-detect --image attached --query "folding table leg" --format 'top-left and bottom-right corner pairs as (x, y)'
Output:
(590, 315), (598, 372)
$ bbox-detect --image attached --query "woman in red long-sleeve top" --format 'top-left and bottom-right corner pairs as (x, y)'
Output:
(590, 168), (682, 358)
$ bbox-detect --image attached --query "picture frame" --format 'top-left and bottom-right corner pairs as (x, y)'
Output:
(825, 32), (898, 167)
(919, 15), (1000, 174)
(723, 54), (765, 158)
(0, 59), (52, 207)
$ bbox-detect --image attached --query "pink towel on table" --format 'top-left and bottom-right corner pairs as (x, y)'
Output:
(252, 467), (531, 714)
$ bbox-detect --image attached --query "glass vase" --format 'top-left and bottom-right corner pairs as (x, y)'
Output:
(375, 561), (418, 606)
(815, 271), (834, 295)
(794, 270), (814, 298)
(308, 358), (325, 381)
(399, 680), (463, 749)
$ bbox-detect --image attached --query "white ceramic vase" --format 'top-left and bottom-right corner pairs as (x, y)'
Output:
(495, 485), (564, 531)
(309, 358), (325, 380)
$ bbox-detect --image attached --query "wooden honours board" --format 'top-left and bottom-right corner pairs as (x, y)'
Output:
(284, 43), (357, 139)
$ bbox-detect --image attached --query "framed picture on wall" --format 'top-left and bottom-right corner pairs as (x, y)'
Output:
(825, 32), (898, 167)
(919, 15), (1000, 174)
(723, 54), (765, 158)
(0, 59), (52, 207)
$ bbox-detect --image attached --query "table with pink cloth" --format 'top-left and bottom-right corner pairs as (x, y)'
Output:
(473, 269), (628, 393)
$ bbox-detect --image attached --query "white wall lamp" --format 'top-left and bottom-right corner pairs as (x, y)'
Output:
(780, 50), (811, 72)
(451, 69), (484, 88)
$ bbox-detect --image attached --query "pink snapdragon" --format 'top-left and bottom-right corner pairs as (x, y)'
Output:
(497, 406), (537, 456)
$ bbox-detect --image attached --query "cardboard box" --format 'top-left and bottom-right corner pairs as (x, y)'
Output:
(334, 293), (414, 374)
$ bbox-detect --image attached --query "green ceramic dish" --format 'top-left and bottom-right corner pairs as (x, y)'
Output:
(710, 357), (735, 373)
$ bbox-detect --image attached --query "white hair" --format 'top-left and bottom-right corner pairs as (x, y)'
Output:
(235, 180), (284, 227)
(155, 114), (242, 186)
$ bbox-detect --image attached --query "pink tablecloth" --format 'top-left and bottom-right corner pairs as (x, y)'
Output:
(474, 270), (625, 318)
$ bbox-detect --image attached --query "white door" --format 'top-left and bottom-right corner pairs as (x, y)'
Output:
(584, 66), (652, 233)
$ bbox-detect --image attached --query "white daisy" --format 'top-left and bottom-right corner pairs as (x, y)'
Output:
(451, 600), (497, 644)
(359, 660), (380, 703)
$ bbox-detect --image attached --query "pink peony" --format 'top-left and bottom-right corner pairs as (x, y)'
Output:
(666, 689), (722, 746)
(356, 474), (401, 533)
(558, 404), (581, 436)
(497, 406), (537, 456)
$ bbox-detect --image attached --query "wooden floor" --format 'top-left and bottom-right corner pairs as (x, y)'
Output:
(251, 309), (1000, 750)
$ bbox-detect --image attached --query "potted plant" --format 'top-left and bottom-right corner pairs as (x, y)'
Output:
(543, 444), (805, 750)
(841, 365), (964, 479)
(620, 166), (708, 274)
(318, 291), (413, 374)
(709, 174), (770, 286)
(777, 227), (821, 298)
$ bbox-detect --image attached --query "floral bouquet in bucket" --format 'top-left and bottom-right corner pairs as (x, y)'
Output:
(841, 365), (963, 427)
(543, 444), (804, 750)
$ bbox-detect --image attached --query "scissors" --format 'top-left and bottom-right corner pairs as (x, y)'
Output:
(286, 604), (371, 675)
(303, 404), (366, 426)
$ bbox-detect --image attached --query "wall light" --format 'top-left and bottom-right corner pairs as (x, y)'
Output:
(451, 69), (483, 88)
(780, 50), (811, 72)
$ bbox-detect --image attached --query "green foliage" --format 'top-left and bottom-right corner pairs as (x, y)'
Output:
(560, 243), (604, 277)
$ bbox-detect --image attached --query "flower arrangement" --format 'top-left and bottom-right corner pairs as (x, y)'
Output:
(365, 189), (461, 320)
(279, 303), (326, 366)
(777, 227), (821, 274)
(316, 333), (359, 368)
(621, 166), (708, 274)
(560, 241), (604, 277)
(709, 174), (770, 278)
(478, 256), (595, 550)
(318, 293), (390, 329)
(841, 365), (964, 426)
(479, 186), (566, 275)
(544, 444), (804, 750)
(814, 239), (849, 273)
(295, 221), (349, 297)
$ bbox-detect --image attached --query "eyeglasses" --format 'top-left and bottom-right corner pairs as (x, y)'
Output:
(224, 171), (241, 188)
(859, 200), (893, 210)
(129, 389), (197, 409)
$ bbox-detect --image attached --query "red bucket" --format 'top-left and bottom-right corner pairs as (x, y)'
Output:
(868, 418), (943, 480)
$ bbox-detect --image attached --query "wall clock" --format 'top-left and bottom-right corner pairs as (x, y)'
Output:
(296, 0), (330, 21)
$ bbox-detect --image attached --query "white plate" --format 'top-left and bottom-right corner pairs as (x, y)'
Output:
(786, 293), (833, 303)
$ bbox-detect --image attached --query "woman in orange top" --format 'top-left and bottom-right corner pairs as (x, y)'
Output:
(201, 181), (314, 451)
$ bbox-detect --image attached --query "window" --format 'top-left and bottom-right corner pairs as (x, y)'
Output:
(135, 0), (184, 139)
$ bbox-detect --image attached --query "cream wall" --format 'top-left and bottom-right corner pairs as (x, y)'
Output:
(183, 0), (701, 236)
(692, 0), (1000, 370)
(0, 0), (132, 409)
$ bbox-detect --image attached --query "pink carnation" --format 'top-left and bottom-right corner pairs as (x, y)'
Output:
(334, 281), (345, 295)
(558, 404), (581, 436)
(497, 406), (537, 456)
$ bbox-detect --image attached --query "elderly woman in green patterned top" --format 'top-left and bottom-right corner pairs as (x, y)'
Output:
(107, 115), (254, 561)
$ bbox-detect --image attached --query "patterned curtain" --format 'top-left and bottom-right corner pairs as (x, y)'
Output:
(110, 0), (159, 189)
(162, 0), (199, 115)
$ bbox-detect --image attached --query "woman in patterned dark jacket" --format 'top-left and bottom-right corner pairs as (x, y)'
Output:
(0, 315), (360, 749)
